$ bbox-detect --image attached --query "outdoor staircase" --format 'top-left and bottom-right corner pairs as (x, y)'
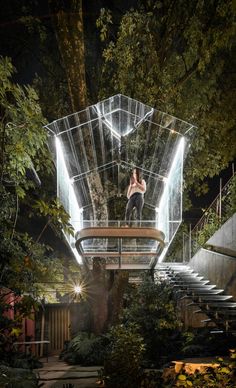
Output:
(156, 263), (236, 334)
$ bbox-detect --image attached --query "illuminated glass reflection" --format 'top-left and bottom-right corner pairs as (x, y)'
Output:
(46, 95), (195, 265)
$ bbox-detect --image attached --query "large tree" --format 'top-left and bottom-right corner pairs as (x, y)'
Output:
(97, 0), (236, 196)
(49, 0), (87, 112)
(47, 0), (128, 334)
(1, 0), (125, 334)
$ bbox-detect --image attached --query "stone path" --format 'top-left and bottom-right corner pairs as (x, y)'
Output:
(35, 356), (102, 388)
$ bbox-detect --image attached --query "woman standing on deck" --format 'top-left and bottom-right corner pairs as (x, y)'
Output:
(125, 168), (146, 226)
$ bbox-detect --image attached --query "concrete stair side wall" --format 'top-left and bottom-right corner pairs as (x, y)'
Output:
(189, 249), (236, 299)
(189, 213), (236, 299)
(207, 213), (236, 257)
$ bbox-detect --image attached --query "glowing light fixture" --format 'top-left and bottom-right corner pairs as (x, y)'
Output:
(74, 285), (82, 294)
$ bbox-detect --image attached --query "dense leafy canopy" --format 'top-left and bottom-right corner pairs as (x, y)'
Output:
(0, 57), (74, 314)
(98, 0), (236, 194)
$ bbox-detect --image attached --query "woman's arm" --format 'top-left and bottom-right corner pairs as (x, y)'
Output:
(127, 184), (132, 199)
(134, 179), (146, 193)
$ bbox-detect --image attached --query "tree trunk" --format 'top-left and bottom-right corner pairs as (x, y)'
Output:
(49, 0), (87, 111)
(91, 258), (108, 334)
(50, 0), (110, 334)
(107, 271), (129, 326)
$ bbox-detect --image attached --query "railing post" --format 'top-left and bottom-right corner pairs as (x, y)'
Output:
(182, 232), (185, 263)
(189, 224), (192, 261)
(219, 178), (222, 220)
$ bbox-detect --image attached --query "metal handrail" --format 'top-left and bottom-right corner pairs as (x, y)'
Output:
(181, 170), (236, 261)
(192, 171), (236, 235)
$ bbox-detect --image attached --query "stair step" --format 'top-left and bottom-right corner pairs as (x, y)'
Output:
(210, 329), (236, 335)
(188, 290), (224, 295)
(207, 302), (236, 308)
(210, 329), (225, 334)
(184, 285), (216, 290)
(215, 310), (236, 316)
(197, 295), (232, 301)
(170, 279), (208, 285)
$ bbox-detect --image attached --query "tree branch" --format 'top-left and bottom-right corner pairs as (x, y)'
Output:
(172, 59), (199, 94)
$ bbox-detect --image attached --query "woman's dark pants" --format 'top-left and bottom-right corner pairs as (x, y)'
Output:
(125, 193), (144, 226)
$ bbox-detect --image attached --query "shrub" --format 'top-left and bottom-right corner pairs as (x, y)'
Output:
(102, 323), (145, 388)
(180, 329), (236, 359)
(60, 331), (108, 365)
(0, 364), (39, 388)
(123, 276), (182, 367)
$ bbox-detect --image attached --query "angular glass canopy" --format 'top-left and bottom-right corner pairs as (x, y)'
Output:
(45, 94), (196, 267)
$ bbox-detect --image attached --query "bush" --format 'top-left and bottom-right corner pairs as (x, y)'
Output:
(180, 329), (236, 359)
(11, 353), (43, 370)
(102, 323), (145, 388)
(123, 276), (182, 367)
(0, 364), (39, 388)
(60, 331), (108, 365)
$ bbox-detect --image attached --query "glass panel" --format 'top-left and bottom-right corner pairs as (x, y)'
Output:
(46, 95), (195, 265)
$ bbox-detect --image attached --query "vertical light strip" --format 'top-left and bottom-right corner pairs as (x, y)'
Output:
(157, 136), (185, 263)
(55, 136), (82, 264)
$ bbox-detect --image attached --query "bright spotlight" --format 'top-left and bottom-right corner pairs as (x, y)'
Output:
(74, 285), (82, 294)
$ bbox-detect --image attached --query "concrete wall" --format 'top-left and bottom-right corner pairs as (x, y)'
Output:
(207, 213), (236, 256)
(189, 249), (236, 299)
(189, 213), (236, 299)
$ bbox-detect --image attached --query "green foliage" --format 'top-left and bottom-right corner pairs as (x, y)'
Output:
(165, 223), (189, 262)
(98, 0), (236, 195)
(103, 323), (145, 388)
(60, 332), (109, 366)
(180, 329), (234, 358)
(33, 198), (74, 238)
(0, 56), (52, 197)
(10, 353), (42, 370)
(166, 349), (236, 387)
(140, 369), (164, 388)
(226, 174), (236, 217)
(96, 8), (113, 42)
(0, 57), (77, 365)
(192, 174), (236, 251)
(0, 364), (39, 388)
(123, 275), (182, 366)
(196, 208), (221, 246)
(0, 57), (72, 293)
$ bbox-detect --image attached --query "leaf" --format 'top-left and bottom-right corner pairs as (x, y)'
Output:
(219, 367), (230, 374)
(10, 327), (22, 337)
(178, 374), (187, 381)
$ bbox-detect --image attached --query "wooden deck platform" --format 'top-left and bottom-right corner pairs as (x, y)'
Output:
(75, 227), (165, 269)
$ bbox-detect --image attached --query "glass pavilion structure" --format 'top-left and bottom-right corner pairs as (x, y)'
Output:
(46, 95), (195, 269)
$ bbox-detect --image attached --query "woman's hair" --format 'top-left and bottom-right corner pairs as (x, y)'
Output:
(134, 168), (142, 184)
